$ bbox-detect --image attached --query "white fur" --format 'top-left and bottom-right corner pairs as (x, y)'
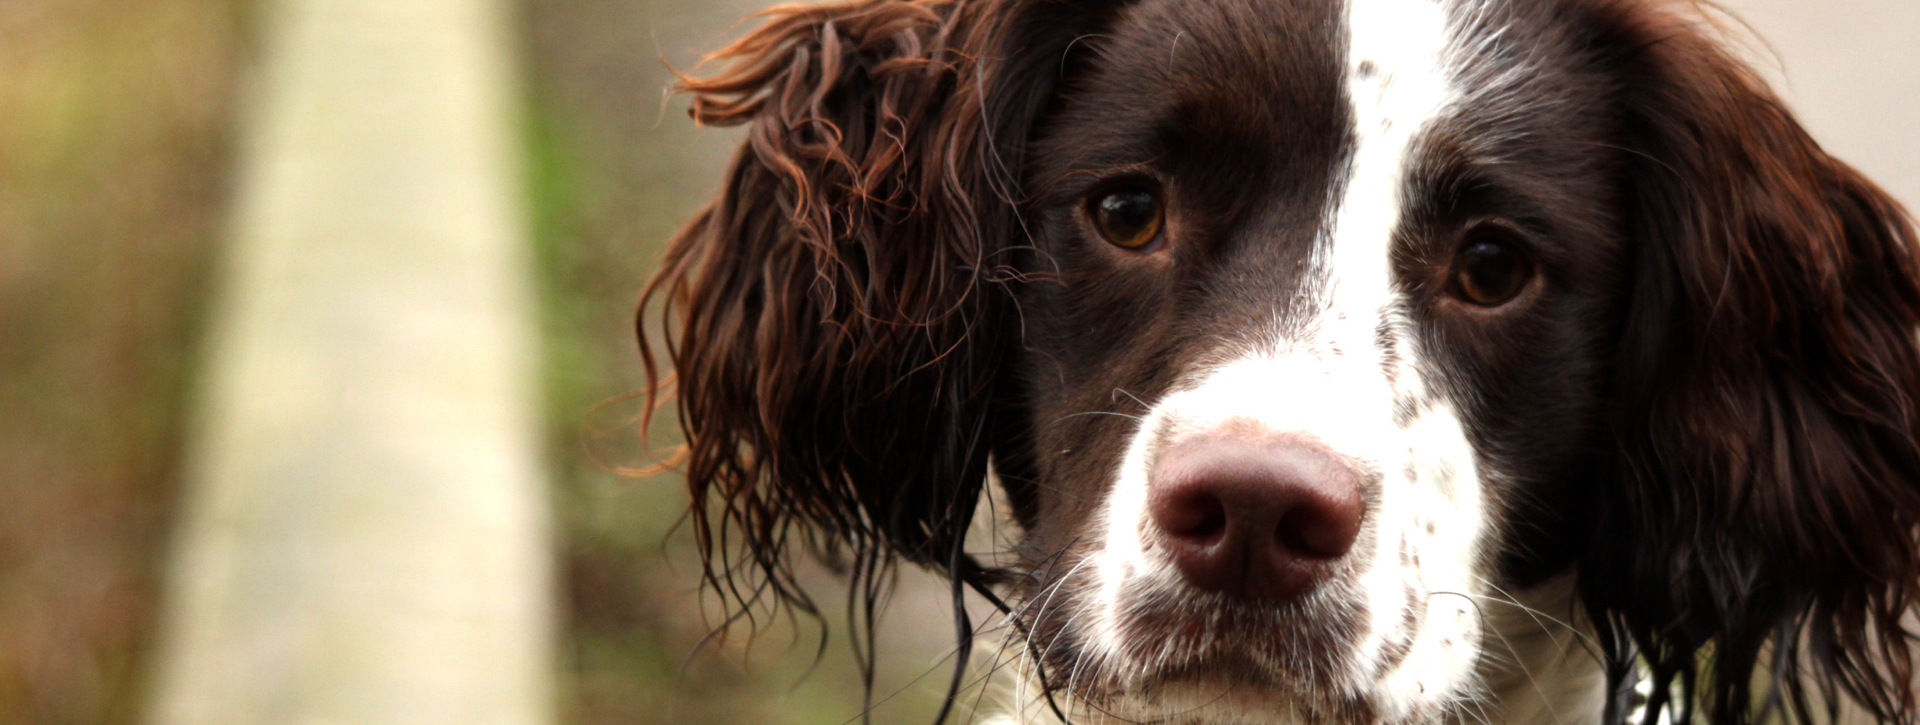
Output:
(1336, 4), (1482, 720)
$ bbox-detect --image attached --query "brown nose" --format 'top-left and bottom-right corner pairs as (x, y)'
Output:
(1147, 436), (1366, 601)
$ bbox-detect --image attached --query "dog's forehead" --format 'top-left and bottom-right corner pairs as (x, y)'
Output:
(1074, 0), (1587, 149)
(1044, 0), (1613, 263)
(1044, 0), (1474, 200)
(1077, 0), (1350, 156)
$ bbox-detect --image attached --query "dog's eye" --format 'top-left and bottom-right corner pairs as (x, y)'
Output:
(1453, 232), (1530, 306)
(1091, 187), (1165, 250)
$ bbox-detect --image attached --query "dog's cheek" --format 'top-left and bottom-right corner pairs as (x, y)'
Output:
(1415, 294), (1615, 584)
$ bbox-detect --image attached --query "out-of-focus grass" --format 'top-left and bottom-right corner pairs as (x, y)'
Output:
(0, 1), (250, 722)
(520, 1), (969, 723)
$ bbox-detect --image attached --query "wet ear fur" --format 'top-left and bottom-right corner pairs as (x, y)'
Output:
(641, 0), (1009, 624)
(1584, 3), (1920, 724)
(637, 0), (1118, 666)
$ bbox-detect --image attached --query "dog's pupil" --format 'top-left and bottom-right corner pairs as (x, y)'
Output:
(1099, 189), (1159, 246)
(1461, 240), (1521, 303)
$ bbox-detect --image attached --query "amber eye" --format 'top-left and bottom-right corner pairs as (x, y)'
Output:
(1091, 187), (1165, 250)
(1453, 231), (1531, 306)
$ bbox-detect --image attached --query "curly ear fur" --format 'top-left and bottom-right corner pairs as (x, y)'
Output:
(642, 0), (1007, 630)
(636, 0), (1117, 713)
(1583, 4), (1920, 724)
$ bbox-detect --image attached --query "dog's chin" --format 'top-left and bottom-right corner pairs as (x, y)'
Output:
(1106, 580), (1369, 690)
(1048, 664), (1463, 725)
(1033, 579), (1468, 725)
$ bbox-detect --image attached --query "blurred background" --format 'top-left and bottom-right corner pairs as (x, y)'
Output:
(0, 0), (1912, 724)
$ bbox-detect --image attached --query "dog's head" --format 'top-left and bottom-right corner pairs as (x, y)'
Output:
(641, 1), (1920, 723)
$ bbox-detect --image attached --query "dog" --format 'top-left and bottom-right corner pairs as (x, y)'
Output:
(637, 0), (1920, 723)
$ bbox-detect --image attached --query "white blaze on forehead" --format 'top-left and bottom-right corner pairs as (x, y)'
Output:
(1336, 0), (1476, 712)
(1328, 0), (1452, 312)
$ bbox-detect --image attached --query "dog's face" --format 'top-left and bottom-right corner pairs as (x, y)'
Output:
(1003, 0), (1621, 719)
(647, 0), (1920, 724)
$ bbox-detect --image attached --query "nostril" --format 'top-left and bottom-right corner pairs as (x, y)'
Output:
(1276, 500), (1361, 559)
(1155, 490), (1227, 541)
(1276, 513), (1321, 558)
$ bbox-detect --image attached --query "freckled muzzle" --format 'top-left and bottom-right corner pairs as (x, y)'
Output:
(1062, 340), (1490, 722)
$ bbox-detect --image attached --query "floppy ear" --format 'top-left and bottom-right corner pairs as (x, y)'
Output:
(1581, 6), (1920, 725)
(638, 0), (1113, 645)
(640, 0), (1008, 621)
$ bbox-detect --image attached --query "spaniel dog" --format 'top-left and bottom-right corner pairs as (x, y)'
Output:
(638, 0), (1920, 723)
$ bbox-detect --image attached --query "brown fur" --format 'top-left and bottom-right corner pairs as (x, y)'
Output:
(1583, 3), (1920, 723)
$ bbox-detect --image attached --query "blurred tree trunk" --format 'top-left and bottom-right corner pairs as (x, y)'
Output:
(144, 0), (555, 721)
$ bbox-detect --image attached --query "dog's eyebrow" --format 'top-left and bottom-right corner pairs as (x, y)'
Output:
(1153, 94), (1295, 163)
(1061, 33), (1112, 80)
